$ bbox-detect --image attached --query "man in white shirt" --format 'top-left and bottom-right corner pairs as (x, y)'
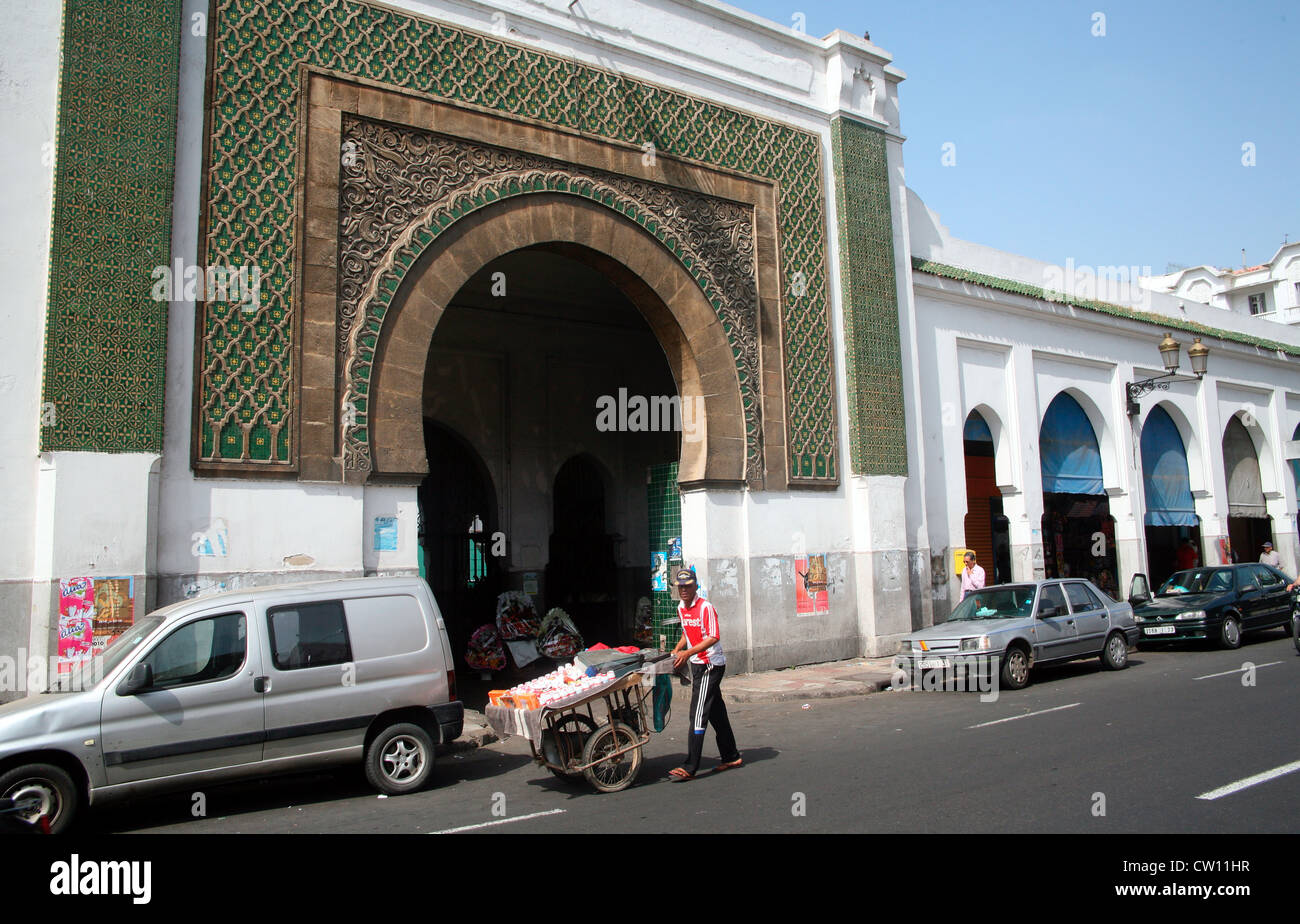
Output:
(960, 551), (986, 601)
(1259, 541), (1280, 568)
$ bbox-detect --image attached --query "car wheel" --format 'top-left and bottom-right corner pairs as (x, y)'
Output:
(0, 763), (78, 834)
(1218, 615), (1242, 650)
(1292, 614), (1300, 655)
(999, 647), (1030, 690)
(364, 723), (434, 795)
(1100, 632), (1129, 670)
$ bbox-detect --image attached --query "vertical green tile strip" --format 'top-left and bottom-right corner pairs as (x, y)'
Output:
(830, 117), (907, 475)
(646, 461), (682, 648)
(40, 0), (183, 453)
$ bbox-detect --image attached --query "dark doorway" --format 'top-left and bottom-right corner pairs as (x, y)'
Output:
(547, 455), (620, 645)
(1222, 414), (1273, 565)
(1140, 405), (1201, 589)
(1039, 394), (1117, 592)
(418, 420), (501, 665)
(963, 412), (1011, 584)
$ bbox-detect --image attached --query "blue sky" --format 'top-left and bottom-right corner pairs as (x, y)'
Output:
(730, 0), (1297, 274)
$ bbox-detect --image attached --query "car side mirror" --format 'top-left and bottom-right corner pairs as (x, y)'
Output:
(1038, 605), (1060, 619)
(1128, 574), (1152, 607)
(116, 662), (153, 696)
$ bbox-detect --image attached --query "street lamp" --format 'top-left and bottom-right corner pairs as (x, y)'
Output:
(1126, 333), (1210, 417)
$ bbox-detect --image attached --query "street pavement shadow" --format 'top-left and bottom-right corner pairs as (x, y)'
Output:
(523, 746), (780, 800)
(86, 749), (535, 832)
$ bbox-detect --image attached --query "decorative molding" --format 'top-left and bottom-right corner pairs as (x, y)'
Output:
(913, 258), (1300, 358)
(336, 115), (762, 477)
(197, 0), (837, 483)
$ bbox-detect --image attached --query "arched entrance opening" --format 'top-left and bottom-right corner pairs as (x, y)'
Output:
(418, 421), (501, 659)
(548, 455), (618, 644)
(1039, 392), (1118, 592)
(1140, 405), (1202, 588)
(419, 247), (679, 669)
(1222, 414), (1273, 563)
(963, 411), (1011, 584)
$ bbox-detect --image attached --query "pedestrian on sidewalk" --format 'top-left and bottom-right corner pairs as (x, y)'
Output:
(1259, 541), (1280, 568)
(959, 551), (986, 601)
(668, 567), (741, 781)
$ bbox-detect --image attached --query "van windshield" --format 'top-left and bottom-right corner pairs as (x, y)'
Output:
(48, 615), (165, 693)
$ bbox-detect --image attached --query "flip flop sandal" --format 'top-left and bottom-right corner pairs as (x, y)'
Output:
(667, 767), (695, 781)
(711, 758), (743, 773)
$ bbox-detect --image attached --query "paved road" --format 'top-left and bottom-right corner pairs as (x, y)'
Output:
(88, 631), (1300, 834)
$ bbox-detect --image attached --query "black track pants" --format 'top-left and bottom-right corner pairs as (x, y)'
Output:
(683, 662), (740, 774)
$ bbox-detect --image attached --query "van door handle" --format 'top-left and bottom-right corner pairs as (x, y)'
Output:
(254, 676), (270, 693)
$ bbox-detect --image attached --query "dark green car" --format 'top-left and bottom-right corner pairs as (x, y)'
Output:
(1132, 563), (1295, 649)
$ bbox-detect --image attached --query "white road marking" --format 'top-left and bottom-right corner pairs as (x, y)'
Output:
(1193, 661), (1283, 681)
(968, 702), (1080, 729)
(429, 808), (566, 834)
(1196, 760), (1300, 801)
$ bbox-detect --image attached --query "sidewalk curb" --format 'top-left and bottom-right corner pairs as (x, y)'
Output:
(723, 674), (895, 704)
(437, 709), (499, 755)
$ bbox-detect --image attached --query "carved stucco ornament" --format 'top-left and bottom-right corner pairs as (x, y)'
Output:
(336, 115), (763, 479)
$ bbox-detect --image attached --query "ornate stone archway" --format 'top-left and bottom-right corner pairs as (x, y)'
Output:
(292, 71), (790, 489)
(366, 196), (745, 485)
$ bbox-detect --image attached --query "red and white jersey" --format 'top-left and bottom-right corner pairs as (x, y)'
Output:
(678, 596), (726, 666)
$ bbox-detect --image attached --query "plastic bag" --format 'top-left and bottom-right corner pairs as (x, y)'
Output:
(632, 596), (655, 646)
(537, 607), (583, 660)
(495, 591), (540, 640)
(465, 624), (506, 671)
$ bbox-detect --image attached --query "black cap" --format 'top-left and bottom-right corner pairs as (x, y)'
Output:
(675, 568), (697, 586)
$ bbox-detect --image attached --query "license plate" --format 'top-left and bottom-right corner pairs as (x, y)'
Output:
(1144, 626), (1175, 635)
(917, 658), (947, 669)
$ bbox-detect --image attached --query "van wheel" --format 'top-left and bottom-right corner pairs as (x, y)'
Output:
(999, 647), (1030, 690)
(365, 723), (434, 795)
(1100, 632), (1129, 670)
(0, 763), (78, 834)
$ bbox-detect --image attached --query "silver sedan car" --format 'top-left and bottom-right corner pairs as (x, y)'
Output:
(896, 579), (1139, 690)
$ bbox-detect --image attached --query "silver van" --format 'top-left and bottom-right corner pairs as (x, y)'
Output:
(0, 577), (462, 832)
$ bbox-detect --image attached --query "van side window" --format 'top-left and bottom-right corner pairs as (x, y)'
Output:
(143, 613), (247, 688)
(268, 600), (352, 670)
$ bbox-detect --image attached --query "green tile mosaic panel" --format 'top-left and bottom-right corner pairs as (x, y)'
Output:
(199, 0), (836, 480)
(40, 0), (183, 453)
(646, 461), (683, 648)
(831, 117), (906, 476)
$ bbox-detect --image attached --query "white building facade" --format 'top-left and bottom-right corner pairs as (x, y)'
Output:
(2, 0), (1297, 695)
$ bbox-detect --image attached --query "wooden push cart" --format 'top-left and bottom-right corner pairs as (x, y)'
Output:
(532, 671), (652, 792)
(485, 652), (671, 793)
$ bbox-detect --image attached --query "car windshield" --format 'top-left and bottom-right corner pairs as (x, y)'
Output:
(1157, 569), (1233, 596)
(948, 586), (1037, 621)
(47, 614), (165, 693)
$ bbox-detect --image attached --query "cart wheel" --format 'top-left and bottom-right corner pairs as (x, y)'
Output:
(544, 714), (597, 781)
(581, 722), (642, 793)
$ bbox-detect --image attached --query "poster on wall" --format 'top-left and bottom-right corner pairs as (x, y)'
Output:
(651, 554), (668, 592)
(667, 537), (682, 562)
(57, 578), (95, 672)
(57, 576), (136, 672)
(795, 555), (829, 617)
(373, 516), (398, 551)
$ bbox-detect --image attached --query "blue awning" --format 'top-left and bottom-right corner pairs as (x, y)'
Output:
(1140, 406), (1198, 527)
(1040, 394), (1104, 495)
